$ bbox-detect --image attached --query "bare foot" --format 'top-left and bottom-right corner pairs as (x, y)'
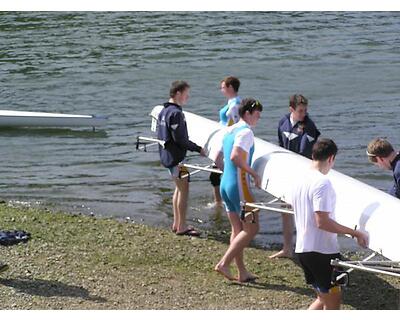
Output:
(268, 249), (293, 259)
(214, 264), (235, 281)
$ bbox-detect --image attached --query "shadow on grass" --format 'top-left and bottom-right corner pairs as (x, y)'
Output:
(229, 257), (400, 310)
(230, 280), (315, 297)
(0, 277), (107, 303)
(343, 270), (400, 310)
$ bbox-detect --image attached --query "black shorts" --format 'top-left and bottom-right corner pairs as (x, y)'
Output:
(209, 171), (221, 187)
(296, 251), (342, 293)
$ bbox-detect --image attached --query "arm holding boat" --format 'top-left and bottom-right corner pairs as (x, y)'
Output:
(299, 117), (321, 159)
(169, 111), (203, 154)
(230, 146), (261, 188)
(277, 120), (284, 148)
(315, 212), (369, 248)
(312, 178), (368, 247)
(231, 128), (261, 187)
(214, 150), (224, 170)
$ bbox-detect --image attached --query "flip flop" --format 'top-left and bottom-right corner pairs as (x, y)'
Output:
(176, 228), (201, 237)
(172, 226), (194, 233)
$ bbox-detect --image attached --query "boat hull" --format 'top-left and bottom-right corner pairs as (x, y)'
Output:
(0, 110), (107, 128)
(151, 105), (400, 261)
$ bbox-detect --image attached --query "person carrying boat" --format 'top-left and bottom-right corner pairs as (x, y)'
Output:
(366, 138), (400, 199)
(214, 98), (263, 283)
(219, 76), (241, 127)
(270, 94), (321, 259)
(208, 76), (242, 208)
(157, 80), (206, 237)
(291, 138), (368, 310)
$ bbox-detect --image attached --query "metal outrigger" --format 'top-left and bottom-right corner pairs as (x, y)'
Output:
(331, 253), (400, 279)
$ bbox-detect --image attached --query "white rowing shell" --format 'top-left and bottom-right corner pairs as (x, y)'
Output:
(0, 110), (107, 128)
(151, 106), (400, 261)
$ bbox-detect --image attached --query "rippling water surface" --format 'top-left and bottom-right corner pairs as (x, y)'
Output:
(1, 12), (399, 248)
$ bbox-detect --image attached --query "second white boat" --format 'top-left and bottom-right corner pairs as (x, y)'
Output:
(0, 110), (108, 129)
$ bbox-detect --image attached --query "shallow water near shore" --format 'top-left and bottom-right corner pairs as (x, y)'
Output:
(1, 12), (400, 249)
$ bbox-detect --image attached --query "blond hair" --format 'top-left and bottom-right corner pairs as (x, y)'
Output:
(366, 138), (394, 163)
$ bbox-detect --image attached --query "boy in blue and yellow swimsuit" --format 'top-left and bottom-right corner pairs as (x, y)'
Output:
(209, 76), (241, 207)
(214, 98), (263, 283)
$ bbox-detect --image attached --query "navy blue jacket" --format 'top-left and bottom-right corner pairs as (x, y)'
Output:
(278, 113), (320, 159)
(389, 153), (400, 199)
(157, 102), (202, 168)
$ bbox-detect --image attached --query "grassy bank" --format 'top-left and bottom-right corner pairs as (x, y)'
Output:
(0, 203), (398, 309)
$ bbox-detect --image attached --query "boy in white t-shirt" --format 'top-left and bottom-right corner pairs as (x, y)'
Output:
(291, 138), (368, 310)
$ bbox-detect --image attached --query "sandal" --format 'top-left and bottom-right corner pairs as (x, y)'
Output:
(172, 226), (195, 233)
(176, 228), (201, 237)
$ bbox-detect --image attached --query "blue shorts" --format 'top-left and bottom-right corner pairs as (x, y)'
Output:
(168, 165), (189, 180)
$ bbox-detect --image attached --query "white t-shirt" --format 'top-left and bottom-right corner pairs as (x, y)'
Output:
(291, 168), (339, 254)
(219, 120), (253, 152)
(213, 120), (254, 165)
(233, 124), (253, 153)
(225, 97), (240, 125)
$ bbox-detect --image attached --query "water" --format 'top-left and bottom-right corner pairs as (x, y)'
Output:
(1, 12), (399, 249)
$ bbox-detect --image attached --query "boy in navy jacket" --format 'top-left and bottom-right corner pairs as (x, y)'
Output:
(157, 80), (205, 237)
(270, 94), (320, 259)
(278, 95), (320, 159)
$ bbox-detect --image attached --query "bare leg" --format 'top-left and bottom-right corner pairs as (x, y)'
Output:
(215, 212), (259, 281)
(174, 176), (189, 234)
(269, 213), (293, 259)
(214, 212), (241, 280)
(212, 153), (224, 207)
(308, 297), (324, 310)
(213, 186), (223, 206)
(318, 288), (341, 310)
(236, 213), (260, 282)
(229, 214), (246, 279)
(172, 187), (179, 232)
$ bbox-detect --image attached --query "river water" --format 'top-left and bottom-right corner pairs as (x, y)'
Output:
(1, 12), (399, 248)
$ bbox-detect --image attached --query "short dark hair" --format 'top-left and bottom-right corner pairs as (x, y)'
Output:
(367, 138), (394, 163)
(238, 98), (263, 118)
(289, 94), (308, 110)
(221, 76), (240, 92)
(312, 138), (338, 161)
(169, 80), (190, 98)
